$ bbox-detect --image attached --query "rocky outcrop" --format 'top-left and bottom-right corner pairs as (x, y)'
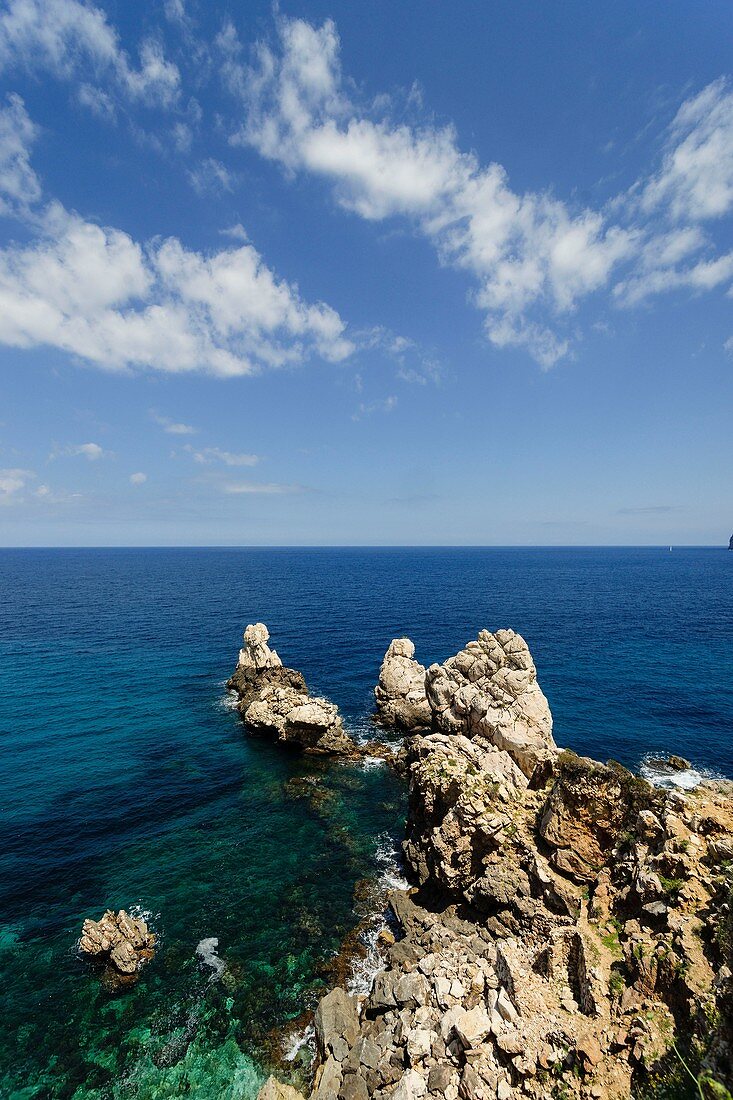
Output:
(245, 686), (355, 755)
(227, 624), (357, 756)
(257, 626), (733, 1100)
(374, 639), (431, 732)
(425, 629), (556, 782)
(79, 909), (155, 982)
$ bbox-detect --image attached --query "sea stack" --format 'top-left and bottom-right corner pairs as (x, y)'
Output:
(374, 637), (432, 732)
(227, 623), (357, 756)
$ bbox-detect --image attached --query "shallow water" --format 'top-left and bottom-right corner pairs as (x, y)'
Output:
(1, 547), (731, 1097)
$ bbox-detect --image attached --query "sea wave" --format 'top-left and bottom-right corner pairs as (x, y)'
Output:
(347, 832), (408, 998)
(283, 1023), (314, 1062)
(639, 753), (725, 791)
(214, 681), (240, 712)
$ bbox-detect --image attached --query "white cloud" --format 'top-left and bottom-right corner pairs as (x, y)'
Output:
(221, 480), (300, 494)
(187, 157), (235, 196)
(639, 79), (733, 222)
(0, 97), (353, 377)
(0, 465), (33, 500)
(51, 441), (106, 460)
(230, 16), (637, 367)
(0, 0), (180, 108)
(186, 445), (259, 466)
(352, 394), (397, 420)
(151, 412), (198, 434)
(129, 471), (147, 484)
(227, 16), (733, 366)
(0, 91), (40, 213)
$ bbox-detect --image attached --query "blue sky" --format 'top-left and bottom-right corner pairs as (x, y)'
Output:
(0, 0), (731, 545)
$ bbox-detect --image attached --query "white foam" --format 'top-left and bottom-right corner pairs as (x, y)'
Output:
(196, 936), (226, 978)
(345, 833), (409, 997)
(215, 686), (240, 712)
(360, 755), (386, 770)
(283, 1023), (314, 1062)
(639, 755), (724, 792)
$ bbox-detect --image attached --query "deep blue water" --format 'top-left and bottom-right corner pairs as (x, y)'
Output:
(1, 547), (731, 1098)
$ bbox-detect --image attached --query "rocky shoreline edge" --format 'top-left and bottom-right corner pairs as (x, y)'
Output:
(228, 623), (733, 1100)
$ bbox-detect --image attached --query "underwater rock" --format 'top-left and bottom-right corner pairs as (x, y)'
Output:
(79, 909), (155, 980)
(374, 637), (432, 732)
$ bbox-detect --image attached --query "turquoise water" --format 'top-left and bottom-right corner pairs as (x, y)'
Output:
(1, 547), (732, 1097)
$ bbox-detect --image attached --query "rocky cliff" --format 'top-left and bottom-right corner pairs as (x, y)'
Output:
(259, 629), (733, 1100)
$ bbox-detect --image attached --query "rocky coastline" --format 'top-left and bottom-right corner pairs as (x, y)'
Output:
(252, 625), (733, 1100)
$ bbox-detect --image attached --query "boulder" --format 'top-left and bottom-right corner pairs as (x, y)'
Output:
(79, 909), (155, 979)
(425, 629), (556, 780)
(314, 987), (360, 1062)
(374, 638), (431, 731)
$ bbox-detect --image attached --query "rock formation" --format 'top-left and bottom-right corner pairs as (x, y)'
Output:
(425, 629), (556, 782)
(228, 624), (357, 756)
(259, 625), (733, 1100)
(374, 639), (432, 732)
(79, 909), (155, 981)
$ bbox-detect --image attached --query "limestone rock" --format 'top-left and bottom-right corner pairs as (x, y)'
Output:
(374, 638), (431, 731)
(402, 732), (529, 901)
(257, 1078), (306, 1100)
(425, 628), (556, 780)
(314, 987), (360, 1063)
(79, 909), (154, 979)
(244, 685), (355, 755)
(238, 622), (282, 672)
(539, 754), (655, 882)
(227, 624), (356, 756)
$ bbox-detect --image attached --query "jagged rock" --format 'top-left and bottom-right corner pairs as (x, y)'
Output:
(244, 685), (355, 755)
(257, 1078), (306, 1100)
(314, 987), (360, 1062)
(79, 909), (154, 979)
(539, 754), (655, 882)
(227, 624), (357, 756)
(402, 732), (529, 901)
(374, 638), (432, 731)
(425, 629), (556, 780)
(238, 622), (282, 671)
(283, 628), (733, 1100)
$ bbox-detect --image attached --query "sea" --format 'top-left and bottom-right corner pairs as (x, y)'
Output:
(0, 546), (731, 1099)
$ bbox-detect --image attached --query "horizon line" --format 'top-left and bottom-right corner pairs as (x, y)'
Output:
(0, 543), (727, 552)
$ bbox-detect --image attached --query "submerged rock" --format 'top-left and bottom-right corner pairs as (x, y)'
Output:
(228, 624), (357, 756)
(79, 909), (155, 981)
(374, 638), (432, 732)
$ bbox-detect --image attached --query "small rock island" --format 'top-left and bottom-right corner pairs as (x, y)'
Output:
(227, 623), (358, 755)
